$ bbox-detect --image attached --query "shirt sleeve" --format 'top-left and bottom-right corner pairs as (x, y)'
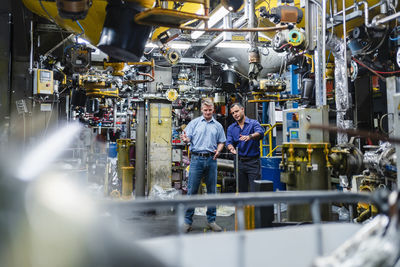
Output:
(253, 121), (265, 137)
(226, 125), (234, 147)
(216, 123), (226, 144)
(185, 120), (194, 139)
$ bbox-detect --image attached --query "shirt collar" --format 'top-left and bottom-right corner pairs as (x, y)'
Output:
(201, 116), (215, 123)
(235, 117), (250, 126)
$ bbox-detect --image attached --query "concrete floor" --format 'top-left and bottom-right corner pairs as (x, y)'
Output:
(113, 212), (236, 240)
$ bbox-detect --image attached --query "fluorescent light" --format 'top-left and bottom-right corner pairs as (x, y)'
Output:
(191, 6), (229, 40)
(216, 42), (250, 48)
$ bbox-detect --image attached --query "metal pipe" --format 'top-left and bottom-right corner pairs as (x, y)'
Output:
(358, 1), (373, 27)
(126, 113), (131, 139)
(7, 13), (13, 138)
(42, 33), (75, 62)
(322, 0), (327, 106)
(374, 10), (400, 25)
(311, 200), (323, 256)
(196, 5), (248, 57)
(249, 0), (256, 45)
(103, 191), (373, 211)
(135, 102), (146, 197)
(29, 20), (34, 74)
(113, 102), (117, 133)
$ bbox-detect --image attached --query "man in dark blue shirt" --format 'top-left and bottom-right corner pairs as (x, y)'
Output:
(226, 103), (265, 192)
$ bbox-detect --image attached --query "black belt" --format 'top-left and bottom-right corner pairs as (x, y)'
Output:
(239, 156), (259, 162)
(192, 151), (214, 157)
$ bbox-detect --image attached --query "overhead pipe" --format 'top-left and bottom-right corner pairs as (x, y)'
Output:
(374, 10), (400, 25)
(196, 4), (248, 57)
(135, 102), (146, 197)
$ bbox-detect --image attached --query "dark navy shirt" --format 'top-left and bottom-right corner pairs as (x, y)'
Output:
(226, 117), (265, 157)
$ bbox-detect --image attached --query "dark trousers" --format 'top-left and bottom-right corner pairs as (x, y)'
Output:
(236, 158), (261, 192)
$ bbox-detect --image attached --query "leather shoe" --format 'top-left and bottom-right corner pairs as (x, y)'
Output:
(207, 221), (222, 232)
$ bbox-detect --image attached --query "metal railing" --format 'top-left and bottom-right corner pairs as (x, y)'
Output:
(260, 123), (282, 157)
(103, 191), (372, 267)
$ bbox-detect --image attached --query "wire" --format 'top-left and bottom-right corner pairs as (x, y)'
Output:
(75, 20), (84, 41)
(38, 0), (58, 24)
(352, 57), (400, 75)
(204, 54), (250, 80)
(144, 47), (155, 55)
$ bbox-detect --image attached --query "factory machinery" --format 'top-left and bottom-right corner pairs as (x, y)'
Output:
(0, 0), (396, 225)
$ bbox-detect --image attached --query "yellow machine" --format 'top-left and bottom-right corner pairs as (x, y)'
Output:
(33, 69), (54, 95)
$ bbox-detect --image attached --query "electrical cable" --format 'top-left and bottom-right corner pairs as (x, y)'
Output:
(351, 57), (399, 78)
(204, 54), (250, 80)
(38, 0), (58, 25)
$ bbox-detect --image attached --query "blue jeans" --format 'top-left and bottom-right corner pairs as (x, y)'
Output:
(185, 155), (217, 225)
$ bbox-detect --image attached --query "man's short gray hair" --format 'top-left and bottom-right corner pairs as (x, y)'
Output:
(201, 98), (214, 107)
(230, 102), (244, 109)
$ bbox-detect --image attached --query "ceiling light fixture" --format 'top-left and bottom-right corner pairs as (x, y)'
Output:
(191, 6), (230, 40)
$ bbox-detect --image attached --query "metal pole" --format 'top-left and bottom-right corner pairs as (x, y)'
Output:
(235, 147), (239, 193)
(135, 102), (146, 197)
(311, 200), (323, 256)
(277, 202), (281, 222)
(236, 204), (245, 267)
(7, 13), (13, 140)
(322, 0), (327, 106)
(113, 102), (117, 134)
(29, 20), (33, 74)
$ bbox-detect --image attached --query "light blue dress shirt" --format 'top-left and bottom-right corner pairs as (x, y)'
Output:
(185, 116), (226, 153)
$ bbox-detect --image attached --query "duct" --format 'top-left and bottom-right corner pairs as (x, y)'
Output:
(206, 47), (288, 77)
(196, 4), (248, 57)
(135, 102), (145, 197)
(305, 0), (318, 50)
(326, 34), (350, 144)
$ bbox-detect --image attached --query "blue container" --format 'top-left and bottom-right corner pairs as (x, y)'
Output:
(261, 157), (286, 191)
(108, 142), (117, 158)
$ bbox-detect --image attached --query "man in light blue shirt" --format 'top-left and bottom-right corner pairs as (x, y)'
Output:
(181, 98), (226, 232)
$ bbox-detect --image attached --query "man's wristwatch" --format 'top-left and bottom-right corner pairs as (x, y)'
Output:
(249, 134), (253, 140)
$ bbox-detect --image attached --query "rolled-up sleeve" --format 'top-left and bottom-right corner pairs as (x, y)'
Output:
(226, 125), (234, 147)
(254, 121), (265, 137)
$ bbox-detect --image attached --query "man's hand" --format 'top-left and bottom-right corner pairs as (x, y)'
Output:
(239, 134), (252, 141)
(213, 149), (220, 160)
(227, 145), (237, 155)
(180, 131), (190, 143)
(213, 143), (225, 160)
